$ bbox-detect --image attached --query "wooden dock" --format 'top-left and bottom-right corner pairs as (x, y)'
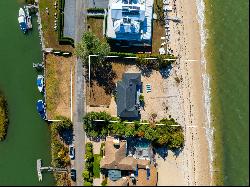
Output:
(37, 159), (68, 182)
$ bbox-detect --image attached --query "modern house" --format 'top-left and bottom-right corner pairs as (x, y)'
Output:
(100, 136), (157, 186)
(106, 0), (153, 47)
(116, 73), (142, 119)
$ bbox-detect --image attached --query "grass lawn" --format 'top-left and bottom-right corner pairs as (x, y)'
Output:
(93, 154), (101, 178)
(87, 17), (104, 41)
(39, 0), (73, 51)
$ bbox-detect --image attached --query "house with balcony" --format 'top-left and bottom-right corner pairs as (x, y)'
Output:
(106, 0), (153, 48)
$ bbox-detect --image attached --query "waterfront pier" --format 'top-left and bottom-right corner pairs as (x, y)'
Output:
(37, 159), (68, 182)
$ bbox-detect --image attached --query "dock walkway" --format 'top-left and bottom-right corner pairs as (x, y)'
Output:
(37, 159), (68, 182)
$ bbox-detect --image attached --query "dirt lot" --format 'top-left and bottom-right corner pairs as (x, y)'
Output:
(45, 54), (76, 119)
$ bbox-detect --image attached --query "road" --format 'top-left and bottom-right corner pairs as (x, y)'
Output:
(72, 0), (89, 186)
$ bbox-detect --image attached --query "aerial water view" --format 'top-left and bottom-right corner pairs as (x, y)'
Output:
(0, 0), (248, 186)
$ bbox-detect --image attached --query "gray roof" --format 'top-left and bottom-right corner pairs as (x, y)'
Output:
(117, 73), (141, 118)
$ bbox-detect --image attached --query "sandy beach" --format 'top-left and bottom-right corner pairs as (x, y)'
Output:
(155, 0), (211, 186)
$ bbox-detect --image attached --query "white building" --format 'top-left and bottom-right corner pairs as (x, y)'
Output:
(106, 0), (153, 47)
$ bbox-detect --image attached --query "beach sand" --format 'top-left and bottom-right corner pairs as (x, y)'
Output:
(156, 0), (211, 186)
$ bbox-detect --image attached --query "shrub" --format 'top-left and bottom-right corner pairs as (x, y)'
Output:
(139, 94), (144, 102)
(100, 142), (105, 157)
(82, 169), (90, 180)
(101, 177), (107, 186)
(84, 181), (92, 186)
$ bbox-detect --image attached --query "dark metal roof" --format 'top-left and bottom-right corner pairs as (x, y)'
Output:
(117, 73), (141, 118)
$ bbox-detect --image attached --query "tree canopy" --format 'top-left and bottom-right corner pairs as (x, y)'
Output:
(83, 112), (185, 150)
(75, 32), (110, 64)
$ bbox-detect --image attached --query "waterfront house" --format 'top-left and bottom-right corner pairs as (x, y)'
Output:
(106, 0), (153, 47)
(100, 136), (157, 186)
(116, 73), (142, 119)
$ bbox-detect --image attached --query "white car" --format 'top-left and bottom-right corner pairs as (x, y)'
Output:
(69, 145), (75, 160)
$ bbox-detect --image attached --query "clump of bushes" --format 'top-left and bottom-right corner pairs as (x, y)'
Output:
(83, 112), (184, 150)
(0, 93), (9, 141)
(50, 116), (73, 185)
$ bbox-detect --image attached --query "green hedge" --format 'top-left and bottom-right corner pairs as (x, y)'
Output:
(108, 51), (136, 57)
(87, 8), (105, 12)
(58, 0), (74, 47)
(83, 142), (94, 186)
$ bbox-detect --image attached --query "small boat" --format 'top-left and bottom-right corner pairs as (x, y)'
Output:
(36, 100), (46, 120)
(37, 75), (44, 92)
(18, 7), (27, 33)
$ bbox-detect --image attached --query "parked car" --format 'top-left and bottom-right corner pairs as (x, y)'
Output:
(69, 145), (75, 160)
(71, 168), (76, 181)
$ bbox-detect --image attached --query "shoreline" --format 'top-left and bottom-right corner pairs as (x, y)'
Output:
(156, 0), (213, 185)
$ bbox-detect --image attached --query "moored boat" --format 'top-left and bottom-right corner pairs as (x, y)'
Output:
(37, 75), (44, 93)
(18, 7), (27, 33)
(36, 100), (47, 120)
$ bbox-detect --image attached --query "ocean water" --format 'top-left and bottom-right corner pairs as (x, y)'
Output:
(201, 0), (249, 185)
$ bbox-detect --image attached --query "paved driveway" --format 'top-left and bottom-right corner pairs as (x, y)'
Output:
(63, 0), (76, 39)
(87, 0), (109, 8)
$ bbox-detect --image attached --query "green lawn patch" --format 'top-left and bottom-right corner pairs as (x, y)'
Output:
(93, 154), (101, 178)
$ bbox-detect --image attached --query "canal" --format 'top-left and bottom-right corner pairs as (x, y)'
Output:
(0, 0), (54, 185)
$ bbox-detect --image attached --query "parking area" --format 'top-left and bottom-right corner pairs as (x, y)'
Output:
(63, 0), (76, 39)
(86, 0), (109, 8)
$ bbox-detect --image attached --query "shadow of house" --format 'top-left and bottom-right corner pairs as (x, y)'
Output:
(116, 73), (142, 120)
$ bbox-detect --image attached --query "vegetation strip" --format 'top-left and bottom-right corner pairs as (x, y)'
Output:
(83, 111), (184, 150)
(0, 93), (9, 141)
(50, 116), (73, 185)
